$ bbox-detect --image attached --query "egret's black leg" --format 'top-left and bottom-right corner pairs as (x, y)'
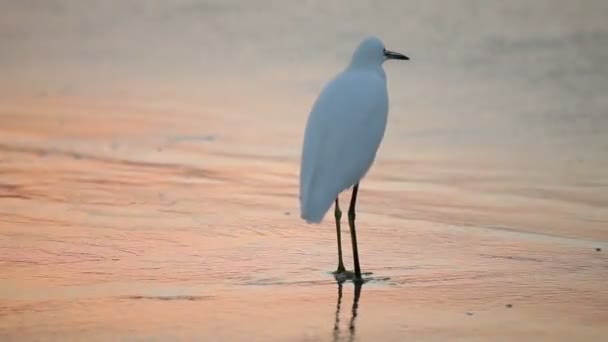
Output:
(334, 198), (345, 273)
(348, 183), (362, 281)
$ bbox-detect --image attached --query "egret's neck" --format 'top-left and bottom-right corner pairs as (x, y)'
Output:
(346, 61), (386, 80)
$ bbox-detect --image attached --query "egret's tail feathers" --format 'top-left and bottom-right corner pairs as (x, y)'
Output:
(300, 190), (335, 224)
(300, 210), (325, 224)
(301, 214), (323, 224)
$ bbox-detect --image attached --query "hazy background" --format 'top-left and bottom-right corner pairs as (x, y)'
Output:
(1, 1), (607, 340)
(2, 0), (607, 169)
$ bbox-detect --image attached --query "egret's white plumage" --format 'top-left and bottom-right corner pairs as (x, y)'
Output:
(299, 36), (405, 223)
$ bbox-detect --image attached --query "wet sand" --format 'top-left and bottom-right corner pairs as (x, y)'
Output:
(2, 1), (608, 340)
(1, 96), (606, 341)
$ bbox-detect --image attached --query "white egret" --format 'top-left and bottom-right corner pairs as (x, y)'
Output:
(299, 36), (408, 281)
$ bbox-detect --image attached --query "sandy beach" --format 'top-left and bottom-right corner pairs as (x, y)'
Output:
(1, 1), (607, 340)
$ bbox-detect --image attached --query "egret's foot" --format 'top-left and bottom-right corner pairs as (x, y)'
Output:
(333, 270), (373, 284)
(332, 265), (346, 275)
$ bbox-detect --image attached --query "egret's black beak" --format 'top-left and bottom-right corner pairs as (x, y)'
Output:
(384, 49), (409, 60)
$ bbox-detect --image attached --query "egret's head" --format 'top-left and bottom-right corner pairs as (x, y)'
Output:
(349, 36), (409, 68)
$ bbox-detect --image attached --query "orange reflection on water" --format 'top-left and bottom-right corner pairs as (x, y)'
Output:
(1, 95), (607, 340)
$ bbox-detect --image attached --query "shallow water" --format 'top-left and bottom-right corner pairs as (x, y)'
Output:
(1, 1), (608, 341)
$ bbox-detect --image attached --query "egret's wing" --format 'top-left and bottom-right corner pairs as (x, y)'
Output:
(300, 70), (388, 223)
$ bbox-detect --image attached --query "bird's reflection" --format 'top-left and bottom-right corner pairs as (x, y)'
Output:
(332, 282), (343, 341)
(333, 280), (363, 342)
